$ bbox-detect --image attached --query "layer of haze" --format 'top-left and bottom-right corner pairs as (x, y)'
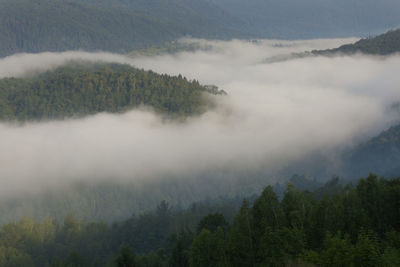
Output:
(1, 38), (400, 197)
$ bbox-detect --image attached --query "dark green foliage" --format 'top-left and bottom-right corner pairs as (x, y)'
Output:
(0, 198), (238, 266)
(281, 183), (314, 230)
(64, 252), (88, 267)
(115, 244), (136, 267)
(196, 213), (228, 234)
(259, 226), (305, 266)
(117, 201), (172, 255)
(319, 233), (354, 266)
(251, 186), (283, 264)
(0, 246), (35, 267)
(0, 62), (224, 121)
(353, 231), (381, 267)
(227, 200), (255, 267)
(203, 174), (400, 266)
(0, 175), (399, 266)
(381, 231), (400, 267)
(252, 186), (283, 231)
(189, 228), (228, 267)
(169, 236), (189, 267)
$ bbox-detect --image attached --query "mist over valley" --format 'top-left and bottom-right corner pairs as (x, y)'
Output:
(0, 38), (400, 204)
(0, 2), (400, 266)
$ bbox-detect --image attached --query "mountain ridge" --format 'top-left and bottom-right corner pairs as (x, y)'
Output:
(2, 0), (400, 57)
(0, 0), (247, 58)
(313, 28), (400, 55)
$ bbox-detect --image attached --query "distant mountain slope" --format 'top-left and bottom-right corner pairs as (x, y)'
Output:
(261, 28), (400, 64)
(79, 0), (245, 32)
(0, 0), (245, 58)
(211, 0), (400, 39)
(76, 0), (247, 38)
(0, 62), (224, 121)
(2, 0), (400, 57)
(314, 29), (400, 55)
(342, 124), (400, 179)
(0, 0), (170, 57)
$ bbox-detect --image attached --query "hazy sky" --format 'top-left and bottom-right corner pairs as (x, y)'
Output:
(0, 38), (399, 197)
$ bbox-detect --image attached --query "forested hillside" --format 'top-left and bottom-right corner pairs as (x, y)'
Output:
(0, 174), (398, 266)
(211, 0), (400, 39)
(282, 122), (400, 182)
(313, 28), (400, 55)
(0, 0), (245, 58)
(342, 124), (400, 179)
(2, 0), (400, 57)
(306, 29), (400, 181)
(0, 62), (224, 121)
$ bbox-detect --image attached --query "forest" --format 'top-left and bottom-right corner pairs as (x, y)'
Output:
(0, 7), (399, 266)
(209, 0), (400, 39)
(0, 174), (398, 266)
(0, 62), (224, 121)
(342, 124), (400, 179)
(2, 0), (400, 57)
(313, 29), (400, 56)
(0, 0), (245, 58)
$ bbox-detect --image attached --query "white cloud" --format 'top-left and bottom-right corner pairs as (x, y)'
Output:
(0, 38), (399, 196)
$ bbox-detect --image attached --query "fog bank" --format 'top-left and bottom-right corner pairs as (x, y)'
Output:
(1, 38), (399, 196)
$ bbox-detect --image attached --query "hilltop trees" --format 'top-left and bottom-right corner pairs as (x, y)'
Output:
(0, 62), (224, 121)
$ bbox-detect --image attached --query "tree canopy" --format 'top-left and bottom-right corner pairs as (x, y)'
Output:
(0, 62), (225, 121)
(0, 174), (398, 266)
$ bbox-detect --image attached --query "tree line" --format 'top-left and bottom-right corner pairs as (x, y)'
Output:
(0, 174), (398, 266)
(313, 28), (400, 56)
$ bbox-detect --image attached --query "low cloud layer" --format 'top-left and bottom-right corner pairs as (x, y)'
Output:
(1, 38), (400, 197)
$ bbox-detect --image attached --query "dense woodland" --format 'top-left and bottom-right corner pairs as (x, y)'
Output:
(0, 62), (224, 121)
(0, 0), (245, 58)
(1, 0), (400, 57)
(0, 174), (398, 266)
(210, 0), (400, 39)
(313, 29), (400, 56)
(1, 4), (400, 265)
(342, 124), (400, 179)
(309, 29), (400, 181)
